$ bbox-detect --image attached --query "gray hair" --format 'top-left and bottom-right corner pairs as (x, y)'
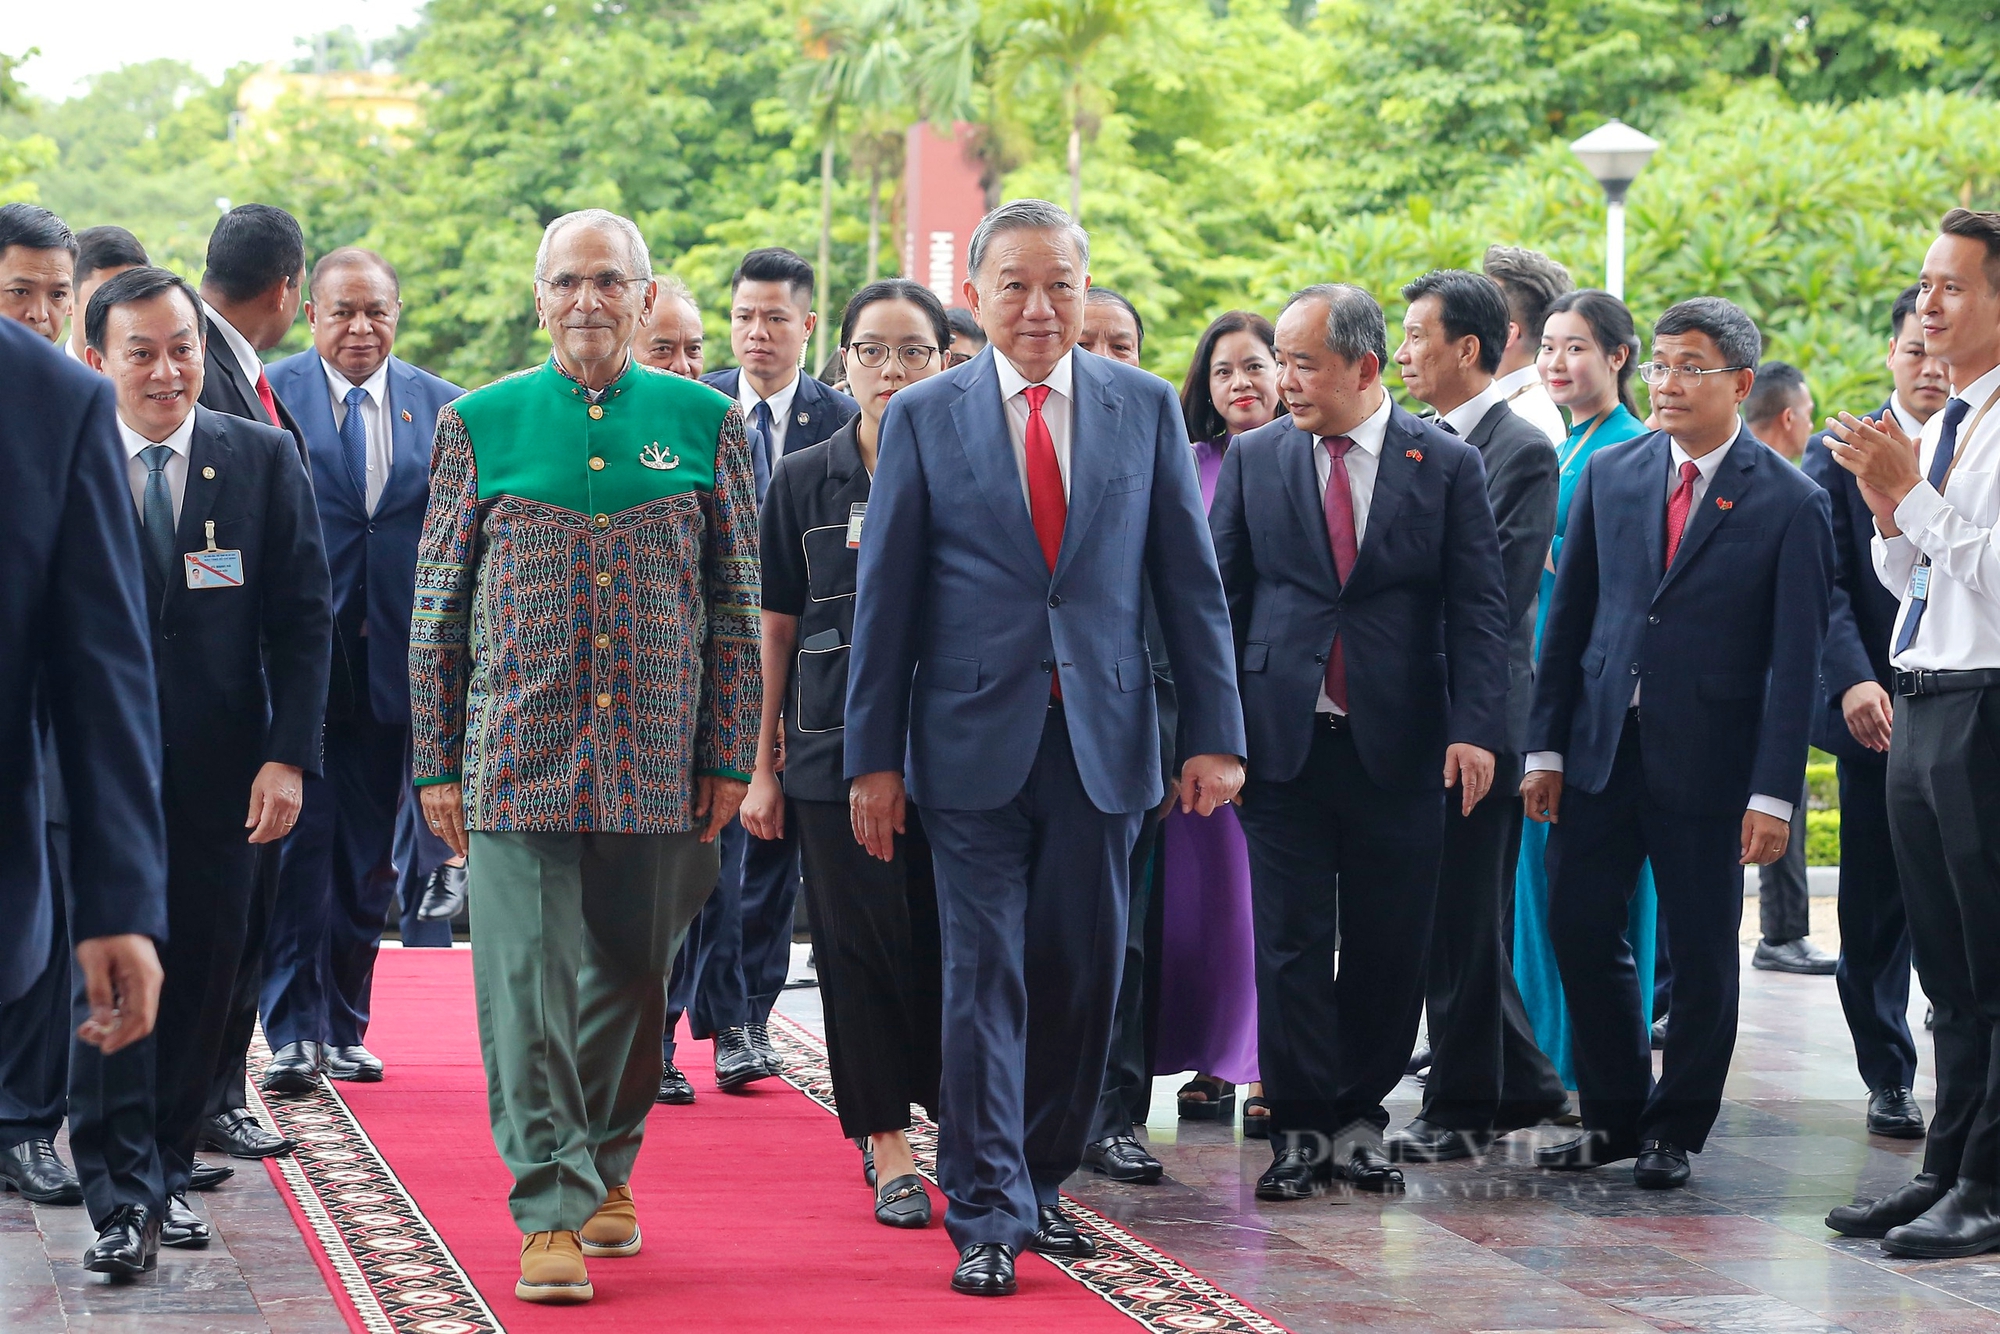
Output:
(534, 209), (653, 284)
(966, 198), (1089, 282)
(1654, 296), (1761, 369)
(659, 273), (698, 316)
(1284, 283), (1388, 370)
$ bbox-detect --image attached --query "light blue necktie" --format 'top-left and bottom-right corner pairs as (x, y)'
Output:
(1891, 394), (1972, 656)
(340, 385), (370, 506)
(749, 399), (774, 504)
(139, 444), (176, 582)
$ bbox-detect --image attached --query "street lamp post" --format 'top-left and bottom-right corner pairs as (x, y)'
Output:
(1568, 120), (1660, 300)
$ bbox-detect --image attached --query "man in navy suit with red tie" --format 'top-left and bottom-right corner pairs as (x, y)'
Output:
(1526, 298), (1833, 1190)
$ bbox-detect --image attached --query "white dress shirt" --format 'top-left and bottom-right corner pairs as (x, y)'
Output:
(1887, 392), (1924, 438)
(202, 301), (265, 394)
(737, 369), (803, 459)
(1438, 379), (1510, 440)
(1526, 422), (1792, 821)
(322, 355), (394, 514)
(1495, 364), (1567, 448)
(995, 349), (1076, 504)
(62, 337), (84, 363)
(1873, 359), (2000, 673)
(1312, 390), (1393, 715)
(120, 411), (197, 527)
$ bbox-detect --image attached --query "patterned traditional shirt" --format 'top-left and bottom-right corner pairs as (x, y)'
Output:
(410, 356), (761, 833)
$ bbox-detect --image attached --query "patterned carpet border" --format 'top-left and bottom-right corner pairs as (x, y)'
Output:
(247, 1035), (503, 1334)
(763, 1010), (1295, 1334)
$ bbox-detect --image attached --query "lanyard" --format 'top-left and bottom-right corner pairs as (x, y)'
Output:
(1558, 409), (1612, 474)
(1937, 378), (2000, 496)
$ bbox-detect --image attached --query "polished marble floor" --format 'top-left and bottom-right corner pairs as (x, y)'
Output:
(7, 898), (1995, 1333)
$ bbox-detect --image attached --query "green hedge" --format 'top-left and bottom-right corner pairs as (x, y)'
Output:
(1806, 809), (1840, 868)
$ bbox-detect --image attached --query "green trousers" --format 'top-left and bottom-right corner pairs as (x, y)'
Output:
(467, 830), (717, 1234)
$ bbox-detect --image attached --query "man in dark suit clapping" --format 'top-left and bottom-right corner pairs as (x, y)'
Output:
(1526, 298), (1833, 1191)
(1208, 283), (1512, 1199)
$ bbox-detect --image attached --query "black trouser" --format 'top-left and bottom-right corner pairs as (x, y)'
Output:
(1757, 777), (1813, 943)
(208, 842), (280, 1120)
(0, 847), (71, 1151)
(1091, 807), (1165, 1142)
(1834, 752), (1918, 1093)
(790, 799), (942, 1140)
(1238, 719), (1443, 1147)
(1550, 715), (1743, 1151)
(169, 811), (263, 1193)
(1889, 687), (2000, 1186)
(680, 816), (800, 1038)
(1420, 753), (1566, 1131)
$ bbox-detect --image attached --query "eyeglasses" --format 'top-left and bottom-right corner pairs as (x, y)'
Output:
(847, 342), (939, 370)
(537, 274), (639, 299)
(944, 349), (972, 368)
(1637, 361), (1751, 387)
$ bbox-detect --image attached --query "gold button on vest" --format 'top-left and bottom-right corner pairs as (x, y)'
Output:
(595, 693), (612, 708)
(589, 456), (605, 471)
(595, 571), (612, 587)
(594, 513), (610, 528)
(594, 633), (610, 649)
(588, 404), (604, 420)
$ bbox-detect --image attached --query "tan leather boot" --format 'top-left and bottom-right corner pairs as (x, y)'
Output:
(580, 1184), (641, 1257)
(516, 1230), (592, 1303)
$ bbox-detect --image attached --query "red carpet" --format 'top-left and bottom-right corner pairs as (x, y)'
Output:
(299, 948), (1153, 1332)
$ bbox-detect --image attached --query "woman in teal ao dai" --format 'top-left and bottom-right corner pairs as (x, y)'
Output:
(1514, 290), (1658, 1087)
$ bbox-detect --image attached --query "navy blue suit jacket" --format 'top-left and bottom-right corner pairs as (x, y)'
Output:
(700, 367), (857, 498)
(0, 321), (167, 1000)
(845, 347), (1245, 814)
(267, 351), (463, 723)
(1800, 403), (1901, 761)
(1209, 403), (1512, 790)
(1528, 427), (1834, 817)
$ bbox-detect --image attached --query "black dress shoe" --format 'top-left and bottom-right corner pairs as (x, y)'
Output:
(713, 1027), (771, 1092)
(161, 1193), (210, 1248)
(1255, 1146), (1331, 1201)
(260, 1041), (322, 1095)
(1883, 1179), (2000, 1258)
(1867, 1087), (1926, 1139)
(201, 1109), (295, 1159)
(1827, 1172), (1947, 1238)
(656, 1062), (695, 1105)
(83, 1204), (159, 1276)
(1386, 1118), (1483, 1163)
(1536, 1129), (1640, 1171)
(874, 1173), (931, 1228)
(1405, 1044), (1433, 1077)
(1029, 1203), (1098, 1258)
(1752, 937), (1838, 975)
(746, 1021), (782, 1077)
(417, 861), (468, 920)
(0, 1137), (83, 1204)
(951, 1242), (1016, 1296)
(188, 1160), (235, 1191)
(324, 1044), (385, 1082)
(1082, 1132), (1163, 1183)
(1332, 1141), (1405, 1192)
(1633, 1139), (1691, 1189)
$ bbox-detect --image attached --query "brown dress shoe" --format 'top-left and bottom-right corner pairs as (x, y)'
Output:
(580, 1184), (641, 1258)
(516, 1231), (593, 1304)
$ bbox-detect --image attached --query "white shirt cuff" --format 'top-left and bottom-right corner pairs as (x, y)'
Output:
(1524, 752), (1563, 774)
(1747, 793), (1794, 823)
(1892, 480), (1946, 541)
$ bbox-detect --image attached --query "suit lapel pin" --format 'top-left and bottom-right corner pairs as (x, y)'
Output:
(202, 466), (216, 479)
(639, 441), (681, 470)
(401, 410), (413, 423)
(1716, 497), (1733, 510)
(796, 411), (809, 426)
(1406, 448), (1423, 461)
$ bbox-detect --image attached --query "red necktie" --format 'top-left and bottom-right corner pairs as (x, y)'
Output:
(255, 368), (282, 426)
(1321, 435), (1359, 712)
(1664, 459), (1699, 569)
(1023, 384), (1066, 697)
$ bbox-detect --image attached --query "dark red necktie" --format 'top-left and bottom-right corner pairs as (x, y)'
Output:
(255, 368), (282, 426)
(1664, 459), (1699, 568)
(1023, 384), (1066, 697)
(1321, 435), (1359, 711)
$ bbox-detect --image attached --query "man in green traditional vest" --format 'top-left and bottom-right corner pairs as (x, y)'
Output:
(410, 209), (759, 1305)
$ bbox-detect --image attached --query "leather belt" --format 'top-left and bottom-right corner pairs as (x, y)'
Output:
(1893, 668), (2000, 697)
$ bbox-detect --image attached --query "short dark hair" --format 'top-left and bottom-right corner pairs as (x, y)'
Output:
(1285, 283), (1388, 372)
(1180, 309), (1276, 444)
(1543, 289), (1640, 416)
(946, 306), (984, 349)
(730, 247), (815, 304)
(85, 265), (204, 353)
(1743, 360), (1808, 428)
(1401, 269), (1510, 375)
(838, 277), (951, 351)
(1482, 244), (1573, 346)
(1085, 287), (1144, 353)
(74, 225), (148, 284)
(1654, 297), (1761, 370)
(1941, 207), (2000, 293)
(1890, 282), (1922, 340)
(310, 246), (400, 302)
(202, 203), (305, 304)
(0, 203), (77, 260)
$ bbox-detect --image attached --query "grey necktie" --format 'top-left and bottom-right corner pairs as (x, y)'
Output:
(139, 444), (177, 581)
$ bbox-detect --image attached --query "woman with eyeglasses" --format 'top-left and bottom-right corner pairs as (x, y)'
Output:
(739, 278), (951, 1229)
(1514, 289), (1660, 1086)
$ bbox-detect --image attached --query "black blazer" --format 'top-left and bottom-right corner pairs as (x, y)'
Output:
(0, 321), (167, 996)
(1800, 403), (1902, 761)
(1210, 400), (1511, 790)
(1459, 399), (1559, 754)
(701, 366), (858, 499)
(200, 312), (308, 464)
(149, 407), (333, 823)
